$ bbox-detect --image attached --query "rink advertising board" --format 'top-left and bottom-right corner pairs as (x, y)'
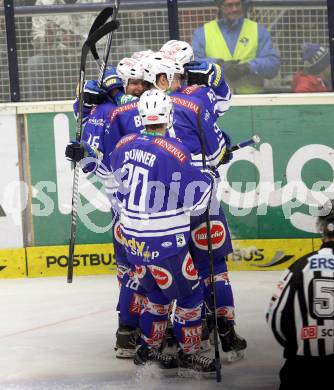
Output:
(26, 113), (113, 246)
(0, 248), (26, 278)
(0, 114), (24, 248)
(26, 243), (116, 277)
(25, 104), (334, 247)
(226, 238), (317, 271)
(217, 103), (334, 239)
(0, 238), (323, 278)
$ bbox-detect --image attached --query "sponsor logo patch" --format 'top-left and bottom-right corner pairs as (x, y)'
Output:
(161, 241), (172, 248)
(182, 254), (198, 281)
(110, 102), (139, 123)
(147, 115), (159, 121)
(129, 293), (145, 315)
(171, 96), (200, 114)
(216, 306), (235, 320)
(114, 221), (123, 245)
(152, 138), (187, 163)
(181, 325), (202, 352)
(301, 326), (317, 340)
(115, 134), (138, 149)
(175, 305), (202, 322)
(149, 321), (168, 345)
(135, 265), (147, 279)
(148, 265), (173, 289)
(192, 221), (226, 250)
(176, 233), (186, 247)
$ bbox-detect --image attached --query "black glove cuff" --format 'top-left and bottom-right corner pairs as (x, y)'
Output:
(65, 143), (85, 162)
(187, 72), (209, 86)
(219, 148), (233, 165)
(83, 91), (106, 105)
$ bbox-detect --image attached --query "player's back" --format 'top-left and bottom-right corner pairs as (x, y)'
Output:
(170, 89), (227, 168)
(110, 134), (213, 265)
(90, 100), (144, 176)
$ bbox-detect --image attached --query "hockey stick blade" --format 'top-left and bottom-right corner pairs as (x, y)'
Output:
(85, 20), (120, 52)
(79, 20), (119, 73)
(88, 7), (114, 62)
(97, 0), (120, 86)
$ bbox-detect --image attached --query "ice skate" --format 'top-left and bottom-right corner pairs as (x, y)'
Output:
(219, 326), (247, 363)
(178, 350), (217, 378)
(115, 325), (138, 359)
(134, 345), (178, 371)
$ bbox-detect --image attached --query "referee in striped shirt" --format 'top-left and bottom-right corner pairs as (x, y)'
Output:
(267, 200), (334, 389)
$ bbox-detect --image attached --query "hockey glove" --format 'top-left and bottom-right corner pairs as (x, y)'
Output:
(219, 147), (233, 165)
(102, 65), (124, 96)
(80, 79), (107, 106)
(65, 140), (100, 173)
(185, 61), (225, 88)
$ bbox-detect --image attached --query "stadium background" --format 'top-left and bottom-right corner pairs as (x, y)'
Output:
(0, 0), (333, 277)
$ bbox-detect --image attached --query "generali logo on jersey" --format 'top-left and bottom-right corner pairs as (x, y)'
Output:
(115, 134), (138, 149)
(192, 221), (226, 250)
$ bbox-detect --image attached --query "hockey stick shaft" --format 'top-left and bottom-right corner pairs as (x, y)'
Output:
(197, 110), (222, 383)
(215, 134), (260, 170)
(231, 134), (260, 152)
(67, 17), (120, 284)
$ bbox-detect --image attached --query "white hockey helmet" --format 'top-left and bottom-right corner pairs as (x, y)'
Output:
(142, 52), (184, 89)
(116, 57), (144, 88)
(160, 40), (194, 66)
(139, 89), (173, 127)
(131, 49), (154, 61)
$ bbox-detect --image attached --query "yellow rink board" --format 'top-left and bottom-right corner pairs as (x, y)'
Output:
(0, 238), (325, 278)
(26, 243), (117, 277)
(226, 238), (317, 271)
(0, 248), (26, 278)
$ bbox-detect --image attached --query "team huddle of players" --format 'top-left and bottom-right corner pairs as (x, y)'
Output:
(65, 40), (247, 377)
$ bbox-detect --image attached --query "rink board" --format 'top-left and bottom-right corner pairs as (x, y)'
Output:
(0, 238), (322, 278)
(23, 98), (334, 247)
(26, 243), (116, 277)
(0, 248), (26, 278)
(0, 114), (23, 249)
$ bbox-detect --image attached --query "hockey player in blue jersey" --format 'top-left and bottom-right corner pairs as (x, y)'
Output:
(160, 40), (232, 119)
(138, 54), (246, 362)
(69, 47), (246, 361)
(69, 58), (150, 359)
(110, 89), (218, 375)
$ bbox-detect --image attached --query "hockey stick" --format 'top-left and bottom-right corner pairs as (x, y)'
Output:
(67, 18), (120, 284)
(197, 109), (222, 383)
(231, 134), (260, 152)
(88, 6), (114, 63)
(96, 0), (120, 87)
(215, 134), (261, 169)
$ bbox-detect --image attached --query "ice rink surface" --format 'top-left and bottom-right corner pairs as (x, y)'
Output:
(0, 272), (284, 390)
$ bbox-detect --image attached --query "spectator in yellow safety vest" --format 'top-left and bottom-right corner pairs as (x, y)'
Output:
(192, 0), (280, 94)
